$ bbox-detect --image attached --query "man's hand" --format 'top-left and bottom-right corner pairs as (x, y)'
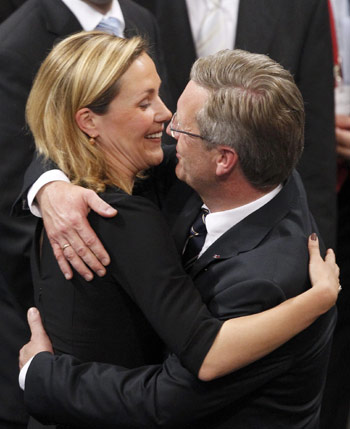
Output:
(37, 181), (117, 281)
(335, 114), (350, 161)
(19, 308), (53, 370)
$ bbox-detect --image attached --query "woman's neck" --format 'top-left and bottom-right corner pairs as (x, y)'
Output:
(105, 163), (135, 195)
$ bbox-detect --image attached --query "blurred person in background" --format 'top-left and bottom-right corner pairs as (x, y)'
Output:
(321, 0), (350, 428)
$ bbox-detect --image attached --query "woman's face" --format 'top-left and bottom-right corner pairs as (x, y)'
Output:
(91, 53), (171, 179)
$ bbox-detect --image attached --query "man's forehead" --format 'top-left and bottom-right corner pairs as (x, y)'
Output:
(177, 81), (209, 121)
(181, 80), (208, 101)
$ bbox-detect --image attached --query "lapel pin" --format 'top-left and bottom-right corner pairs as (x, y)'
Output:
(213, 254), (221, 259)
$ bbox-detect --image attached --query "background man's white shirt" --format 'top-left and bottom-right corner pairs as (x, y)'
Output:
(186, 0), (240, 56)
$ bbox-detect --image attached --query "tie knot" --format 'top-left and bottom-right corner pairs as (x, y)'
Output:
(207, 0), (221, 10)
(182, 208), (209, 271)
(190, 208), (209, 237)
(95, 17), (123, 37)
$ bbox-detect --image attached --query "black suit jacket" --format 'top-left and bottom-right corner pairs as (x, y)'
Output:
(0, 0), (168, 425)
(24, 171), (336, 428)
(0, 0), (27, 23)
(135, 0), (337, 250)
(31, 186), (221, 376)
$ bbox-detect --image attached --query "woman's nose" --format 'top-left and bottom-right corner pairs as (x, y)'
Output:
(166, 121), (175, 138)
(155, 98), (172, 123)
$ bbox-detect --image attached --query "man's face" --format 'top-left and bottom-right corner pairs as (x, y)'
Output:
(167, 81), (217, 193)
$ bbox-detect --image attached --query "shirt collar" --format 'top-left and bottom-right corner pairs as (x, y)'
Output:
(61, 0), (125, 33)
(199, 184), (283, 256)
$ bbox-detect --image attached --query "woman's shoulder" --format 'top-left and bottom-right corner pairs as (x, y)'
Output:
(99, 186), (161, 213)
(99, 186), (158, 206)
(88, 186), (174, 255)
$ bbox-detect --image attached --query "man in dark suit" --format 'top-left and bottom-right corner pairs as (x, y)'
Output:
(19, 49), (336, 428)
(0, 1), (167, 426)
(134, 0), (337, 251)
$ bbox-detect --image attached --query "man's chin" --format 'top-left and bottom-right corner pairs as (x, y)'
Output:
(175, 164), (190, 185)
(175, 163), (183, 179)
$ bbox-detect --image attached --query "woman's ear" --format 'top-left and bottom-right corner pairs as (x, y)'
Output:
(215, 146), (238, 176)
(75, 108), (99, 138)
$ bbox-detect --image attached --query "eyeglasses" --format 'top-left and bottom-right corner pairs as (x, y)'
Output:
(170, 112), (204, 140)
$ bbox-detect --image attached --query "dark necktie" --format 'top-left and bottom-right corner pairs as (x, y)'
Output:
(182, 208), (209, 271)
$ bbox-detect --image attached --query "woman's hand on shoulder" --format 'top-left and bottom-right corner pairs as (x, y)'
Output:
(308, 233), (340, 313)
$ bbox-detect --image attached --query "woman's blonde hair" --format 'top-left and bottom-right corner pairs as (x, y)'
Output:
(26, 31), (147, 193)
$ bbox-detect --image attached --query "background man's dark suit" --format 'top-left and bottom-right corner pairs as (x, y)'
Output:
(23, 171), (336, 428)
(0, 0), (26, 23)
(0, 0), (167, 425)
(134, 0), (337, 251)
(0, 272), (29, 428)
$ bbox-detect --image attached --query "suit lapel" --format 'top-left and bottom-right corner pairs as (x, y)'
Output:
(171, 192), (203, 255)
(119, 0), (139, 38)
(235, 0), (279, 54)
(189, 172), (300, 278)
(43, 0), (82, 38)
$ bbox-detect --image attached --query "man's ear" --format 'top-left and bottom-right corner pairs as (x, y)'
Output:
(216, 146), (238, 176)
(75, 108), (99, 138)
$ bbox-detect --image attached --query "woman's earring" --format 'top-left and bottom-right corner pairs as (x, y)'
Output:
(89, 136), (96, 145)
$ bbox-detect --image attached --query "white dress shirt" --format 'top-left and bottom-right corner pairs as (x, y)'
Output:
(199, 184), (283, 257)
(186, 0), (240, 55)
(19, 357), (33, 390)
(61, 0), (125, 35)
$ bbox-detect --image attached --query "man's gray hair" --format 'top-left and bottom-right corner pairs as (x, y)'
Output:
(190, 49), (305, 189)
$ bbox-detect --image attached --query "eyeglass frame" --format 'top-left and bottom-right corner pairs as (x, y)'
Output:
(169, 112), (205, 140)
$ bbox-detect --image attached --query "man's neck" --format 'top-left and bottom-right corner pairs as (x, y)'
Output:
(200, 179), (276, 213)
(82, 0), (113, 14)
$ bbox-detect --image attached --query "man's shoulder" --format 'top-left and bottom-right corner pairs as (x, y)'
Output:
(119, 0), (156, 28)
(198, 229), (309, 314)
(194, 173), (314, 310)
(119, 0), (155, 17)
(224, 171), (313, 263)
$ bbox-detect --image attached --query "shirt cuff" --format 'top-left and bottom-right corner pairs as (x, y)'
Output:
(28, 170), (70, 217)
(19, 356), (34, 390)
